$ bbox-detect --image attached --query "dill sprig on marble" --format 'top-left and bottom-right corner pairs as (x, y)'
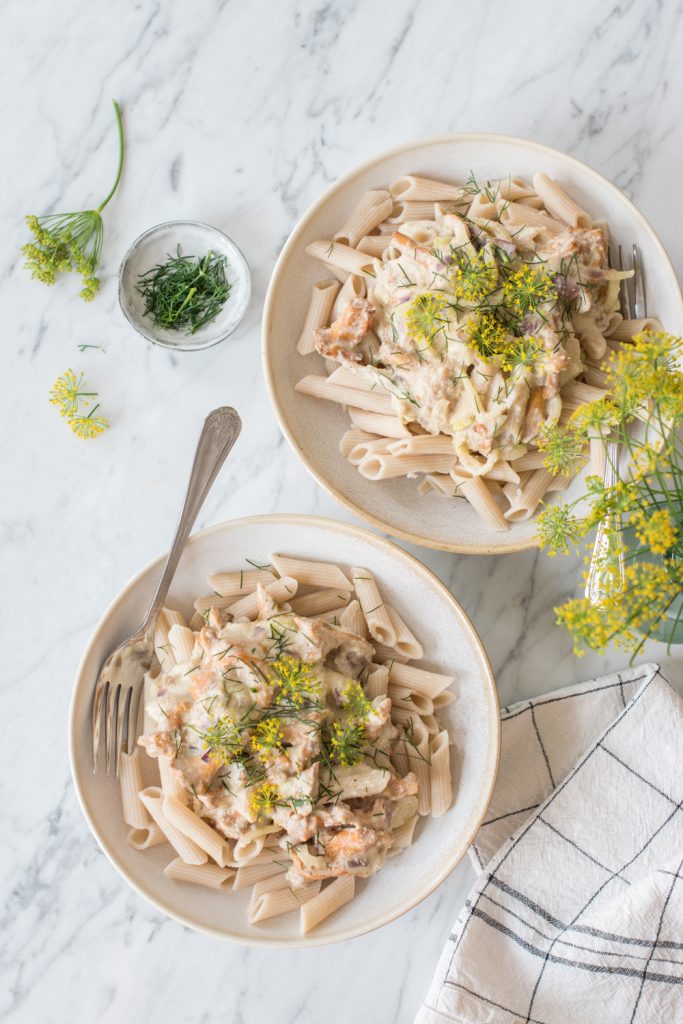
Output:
(136, 247), (231, 334)
(49, 369), (109, 439)
(22, 101), (125, 301)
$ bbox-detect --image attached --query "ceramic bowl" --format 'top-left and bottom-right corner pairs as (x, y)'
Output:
(262, 134), (683, 553)
(119, 220), (251, 351)
(69, 515), (499, 946)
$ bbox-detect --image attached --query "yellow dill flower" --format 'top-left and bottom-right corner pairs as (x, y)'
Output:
(536, 504), (586, 556)
(272, 654), (319, 707)
(466, 312), (508, 361)
(250, 717), (285, 758)
(405, 291), (450, 347)
(249, 782), (280, 817)
(327, 719), (366, 767)
(68, 407), (109, 439)
(568, 398), (620, 436)
(537, 424), (586, 475)
(49, 369), (95, 418)
(199, 716), (243, 765)
(500, 335), (544, 373)
(450, 252), (498, 303)
(502, 264), (555, 315)
(632, 508), (678, 555)
(340, 681), (372, 719)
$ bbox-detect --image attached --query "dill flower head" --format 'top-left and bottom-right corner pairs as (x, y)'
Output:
(327, 719), (366, 767)
(272, 654), (319, 707)
(68, 409), (110, 439)
(536, 504), (586, 556)
(200, 716), (243, 765)
(536, 423), (585, 475)
(249, 782), (280, 817)
(250, 717), (285, 759)
(501, 335), (544, 374)
(49, 369), (95, 418)
(450, 251), (498, 303)
(502, 264), (556, 315)
(466, 312), (508, 361)
(567, 397), (620, 436)
(632, 508), (678, 556)
(340, 681), (371, 719)
(21, 100), (124, 301)
(405, 292), (449, 346)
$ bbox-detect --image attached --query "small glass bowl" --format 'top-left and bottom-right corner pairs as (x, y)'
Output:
(118, 220), (251, 351)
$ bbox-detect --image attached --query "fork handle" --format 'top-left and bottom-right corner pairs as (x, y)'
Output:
(140, 407), (242, 635)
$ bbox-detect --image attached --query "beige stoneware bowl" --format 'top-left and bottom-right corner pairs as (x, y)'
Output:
(69, 515), (499, 946)
(262, 133), (683, 554)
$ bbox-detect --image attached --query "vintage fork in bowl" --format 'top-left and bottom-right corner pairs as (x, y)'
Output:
(91, 406), (242, 775)
(584, 244), (646, 604)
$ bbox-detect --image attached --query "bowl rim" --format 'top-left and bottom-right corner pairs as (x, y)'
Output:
(261, 131), (683, 555)
(118, 219), (252, 352)
(68, 513), (500, 947)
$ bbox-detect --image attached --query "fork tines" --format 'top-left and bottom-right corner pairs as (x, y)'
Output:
(609, 242), (646, 320)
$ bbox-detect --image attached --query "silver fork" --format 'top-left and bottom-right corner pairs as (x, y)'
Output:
(91, 406), (242, 775)
(584, 244), (646, 604)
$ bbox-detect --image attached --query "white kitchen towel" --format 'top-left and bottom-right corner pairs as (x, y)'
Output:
(416, 663), (683, 1024)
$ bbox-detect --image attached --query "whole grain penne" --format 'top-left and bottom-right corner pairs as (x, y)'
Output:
(206, 567), (276, 598)
(333, 189), (393, 247)
(251, 880), (321, 925)
(347, 407), (410, 438)
(159, 754), (187, 803)
(289, 588), (352, 617)
(385, 200), (437, 223)
(499, 202), (565, 234)
(233, 859), (288, 891)
(339, 429), (377, 461)
(271, 554), (352, 591)
(387, 435), (457, 457)
(127, 823), (168, 850)
(606, 316), (663, 341)
(119, 749), (149, 829)
(164, 858), (235, 889)
(532, 173), (592, 228)
(162, 795), (233, 867)
(458, 476), (509, 531)
(300, 877), (354, 934)
(389, 661), (454, 699)
(331, 274), (366, 318)
(306, 240), (375, 279)
(386, 605), (424, 660)
(227, 576), (298, 620)
(505, 468), (555, 522)
(358, 451), (457, 480)
(429, 730), (453, 817)
(351, 567), (396, 646)
(388, 684), (434, 716)
(356, 234), (391, 258)
(365, 663), (389, 698)
(168, 623), (195, 663)
(297, 279), (341, 354)
(139, 787), (207, 865)
(389, 174), (467, 202)
(338, 598), (366, 637)
(295, 375), (395, 415)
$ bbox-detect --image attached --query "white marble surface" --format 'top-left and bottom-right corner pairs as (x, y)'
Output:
(3, 1), (683, 1021)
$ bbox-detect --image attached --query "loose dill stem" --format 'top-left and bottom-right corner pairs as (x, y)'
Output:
(137, 247), (232, 334)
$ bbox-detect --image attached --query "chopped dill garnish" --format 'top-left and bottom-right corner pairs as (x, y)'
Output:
(137, 247), (231, 334)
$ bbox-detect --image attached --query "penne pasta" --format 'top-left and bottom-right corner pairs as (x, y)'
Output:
(386, 605), (424, 659)
(338, 598), (366, 637)
(505, 468), (555, 522)
(119, 749), (149, 829)
(389, 174), (467, 202)
(331, 274), (366, 318)
(168, 624), (195, 663)
(351, 567), (396, 646)
(365, 663), (389, 698)
(233, 860), (288, 891)
(300, 877), (355, 934)
(387, 435), (457, 457)
(159, 755), (187, 803)
(139, 788), (207, 865)
(127, 823), (168, 850)
(356, 234), (391, 258)
(295, 375), (395, 415)
(207, 568), (275, 598)
(306, 240), (375, 279)
(333, 189), (393, 248)
(358, 451), (457, 480)
(251, 880), (321, 925)
(297, 279), (341, 355)
(458, 476), (509, 532)
(347, 406), (410, 438)
(389, 662), (454, 699)
(429, 730), (453, 817)
(606, 317), (663, 341)
(289, 588), (352, 617)
(226, 576), (298, 620)
(164, 858), (235, 889)
(162, 795), (233, 867)
(532, 173), (592, 228)
(270, 554), (352, 591)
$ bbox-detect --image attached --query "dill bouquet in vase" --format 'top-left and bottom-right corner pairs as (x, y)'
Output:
(536, 331), (683, 657)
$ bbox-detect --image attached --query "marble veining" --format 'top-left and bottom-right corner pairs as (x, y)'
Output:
(2, 1), (683, 1021)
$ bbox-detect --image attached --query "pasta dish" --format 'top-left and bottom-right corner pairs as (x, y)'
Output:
(118, 555), (455, 934)
(295, 172), (661, 529)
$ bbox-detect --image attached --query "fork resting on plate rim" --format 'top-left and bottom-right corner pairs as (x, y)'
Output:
(91, 406), (242, 776)
(584, 243), (646, 604)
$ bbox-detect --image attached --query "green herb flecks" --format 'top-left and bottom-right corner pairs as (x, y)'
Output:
(137, 247), (231, 334)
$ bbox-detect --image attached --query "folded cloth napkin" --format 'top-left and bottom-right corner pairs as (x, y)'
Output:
(416, 664), (683, 1024)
